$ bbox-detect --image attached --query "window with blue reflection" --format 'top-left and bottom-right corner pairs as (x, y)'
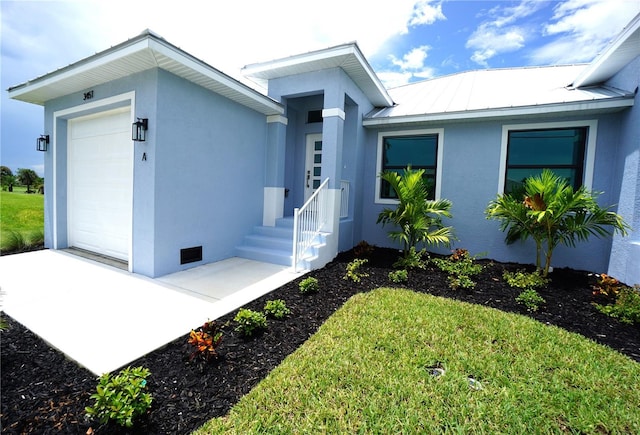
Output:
(381, 134), (438, 199)
(505, 128), (586, 194)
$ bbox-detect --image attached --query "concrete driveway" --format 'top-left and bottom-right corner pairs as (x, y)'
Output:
(1, 250), (301, 375)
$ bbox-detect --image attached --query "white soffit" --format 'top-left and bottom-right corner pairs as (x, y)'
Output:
(572, 13), (640, 88)
(8, 31), (283, 116)
(242, 43), (394, 107)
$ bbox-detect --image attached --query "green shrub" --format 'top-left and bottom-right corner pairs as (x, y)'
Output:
(85, 366), (152, 428)
(503, 270), (549, 290)
(388, 269), (408, 283)
(343, 258), (369, 283)
(516, 289), (546, 312)
(595, 286), (640, 325)
(392, 247), (427, 269)
(432, 253), (483, 290)
(234, 308), (267, 336)
(299, 277), (319, 294)
(264, 299), (290, 319)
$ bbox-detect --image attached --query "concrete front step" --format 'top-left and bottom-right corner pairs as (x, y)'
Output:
(235, 245), (292, 267)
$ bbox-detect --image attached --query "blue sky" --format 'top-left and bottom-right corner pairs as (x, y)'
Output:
(2, 0), (639, 176)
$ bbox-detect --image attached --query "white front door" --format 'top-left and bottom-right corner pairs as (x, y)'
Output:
(67, 107), (133, 261)
(304, 133), (323, 201)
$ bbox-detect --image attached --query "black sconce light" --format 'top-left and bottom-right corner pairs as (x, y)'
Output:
(37, 135), (49, 152)
(132, 118), (148, 142)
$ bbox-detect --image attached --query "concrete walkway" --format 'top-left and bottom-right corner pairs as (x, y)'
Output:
(1, 250), (301, 375)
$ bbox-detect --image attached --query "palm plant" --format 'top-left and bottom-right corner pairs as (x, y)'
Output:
(486, 169), (630, 276)
(376, 167), (454, 259)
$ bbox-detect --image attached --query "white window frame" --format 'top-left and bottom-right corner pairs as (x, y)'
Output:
(375, 128), (444, 204)
(498, 120), (597, 193)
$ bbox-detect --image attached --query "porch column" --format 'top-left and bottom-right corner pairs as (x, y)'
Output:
(321, 100), (345, 235)
(263, 115), (288, 226)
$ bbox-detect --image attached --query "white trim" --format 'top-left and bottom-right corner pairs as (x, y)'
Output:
(322, 108), (345, 120)
(53, 91), (136, 272)
(266, 115), (288, 125)
(375, 128), (444, 204)
(498, 119), (598, 193)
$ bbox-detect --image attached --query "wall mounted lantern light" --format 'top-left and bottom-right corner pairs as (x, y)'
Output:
(132, 118), (148, 142)
(37, 135), (49, 152)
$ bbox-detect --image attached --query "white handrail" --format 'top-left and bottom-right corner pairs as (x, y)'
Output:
(293, 178), (330, 272)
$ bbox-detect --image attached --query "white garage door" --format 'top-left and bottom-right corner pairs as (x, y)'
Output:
(68, 107), (133, 261)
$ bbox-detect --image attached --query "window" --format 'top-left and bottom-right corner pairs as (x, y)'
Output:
(376, 129), (443, 203)
(499, 121), (597, 194)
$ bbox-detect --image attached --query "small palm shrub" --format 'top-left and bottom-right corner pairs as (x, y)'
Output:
(299, 277), (319, 294)
(264, 299), (290, 319)
(486, 169), (629, 277)
(343, 258), (369, 283)
(85, 366), (152, 428)
(515, 289), (546, 312)
(377, 167), (454, 262)
(234, 309), (267, 336)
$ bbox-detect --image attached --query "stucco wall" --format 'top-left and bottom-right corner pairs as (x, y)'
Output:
(42, 69), (158, 270)
(606, 55), (640, 285)
(151, 69), (268, 277)
(360, 111), (631, 274)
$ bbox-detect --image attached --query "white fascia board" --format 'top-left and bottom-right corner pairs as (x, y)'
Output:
(148, 39), (283, 115)
(8, 39), (152, 102)
(349, 46), (394, 107)
(363, 98), (634, 127)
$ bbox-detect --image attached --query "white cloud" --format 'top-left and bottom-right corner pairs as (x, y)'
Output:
(467, 26), (526, 67)
(530, 0), (640, 64)
(391, 46), (431, 70)
(376, 71), (415, 88)
(465, 0), (545, 67)
(408, 0), (446, 27)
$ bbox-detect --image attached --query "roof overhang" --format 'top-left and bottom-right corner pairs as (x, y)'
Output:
(572, 13), (640, 88)
(8, 30), (284, 116)
(363, 97), (634, 128)
(242, 43), (394, 108)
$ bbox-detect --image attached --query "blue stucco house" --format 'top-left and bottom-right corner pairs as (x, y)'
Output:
(8, 14), (640, 285)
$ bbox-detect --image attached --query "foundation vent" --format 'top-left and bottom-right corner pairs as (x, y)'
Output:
(180, 246), (202, 265)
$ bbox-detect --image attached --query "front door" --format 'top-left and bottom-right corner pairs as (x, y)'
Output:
(304, 133), (322, 201)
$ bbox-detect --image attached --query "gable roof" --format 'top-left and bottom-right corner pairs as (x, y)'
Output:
(571, 12), (640, 88)
(8, 30), (284, 116)
(242, 42), (394, 107)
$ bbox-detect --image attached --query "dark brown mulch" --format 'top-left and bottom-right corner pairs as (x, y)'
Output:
(2, 247), (639, 434)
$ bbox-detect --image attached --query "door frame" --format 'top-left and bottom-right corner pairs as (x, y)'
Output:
(52, 91), (136, 271)
(304, 133), (323, 201)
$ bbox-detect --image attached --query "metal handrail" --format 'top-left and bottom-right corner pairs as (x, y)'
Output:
(292, 178), (330, 272)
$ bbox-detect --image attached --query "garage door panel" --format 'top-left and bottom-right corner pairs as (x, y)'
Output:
(68, 108), (132, 261)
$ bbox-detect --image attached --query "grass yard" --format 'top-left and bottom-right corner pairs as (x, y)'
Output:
(0, 190), (44, 251)
(196, 288), (640, 434)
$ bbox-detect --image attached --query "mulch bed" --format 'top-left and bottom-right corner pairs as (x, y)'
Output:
(2, 247), (639, 434)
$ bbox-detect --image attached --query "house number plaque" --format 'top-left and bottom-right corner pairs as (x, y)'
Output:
(83, 90), (94, 101)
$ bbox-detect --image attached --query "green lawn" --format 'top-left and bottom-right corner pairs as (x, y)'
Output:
(196, 288), (640, 434)
(0, 190), (44, 251)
